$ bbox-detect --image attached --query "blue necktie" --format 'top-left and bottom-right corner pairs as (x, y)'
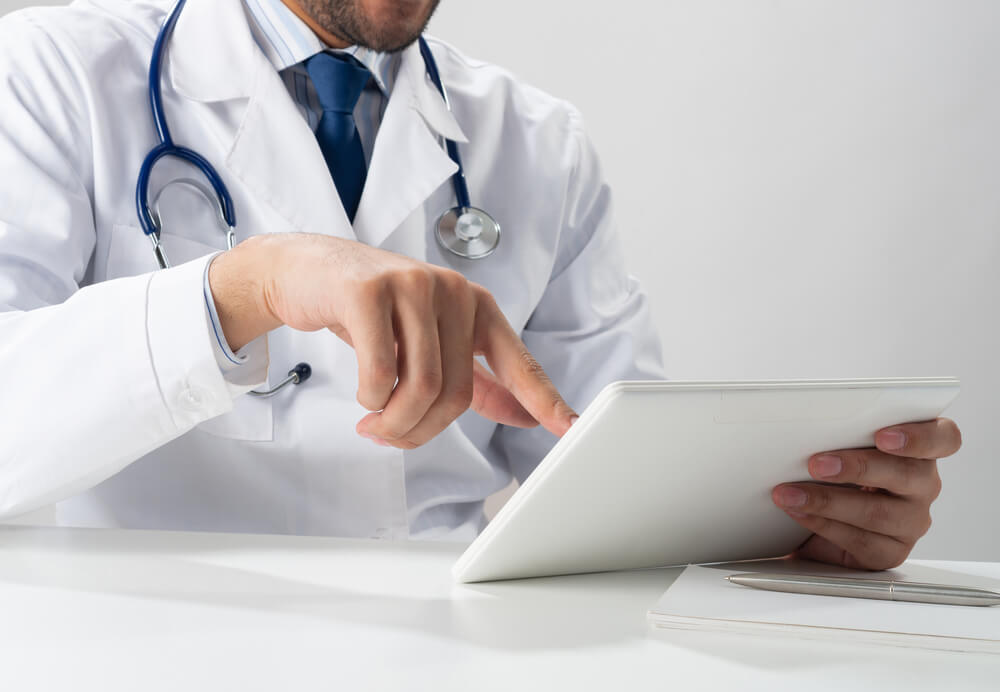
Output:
(305, 52), (372, 222)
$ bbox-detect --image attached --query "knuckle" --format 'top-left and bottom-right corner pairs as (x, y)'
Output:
(885, 543), (911, 569)
(413, 369), (443, 400)
(810, 488), (833, 513)
(928, 468), (943, 501)
(437, 268), (470, 296)
(902, 426), (923, 454)
(901, 458), (940, 499)
(355, 275), (388, 303)
(950, 419), (963, 453)
(896, 459), (921, 495)
(473, 283), (500, 311)
(370, 358), (398, 388)
(850, 451), (870, 483)
(433, 387), (473, 424)
(919, 512), (933, 538)
(448, 380), (476, 415)
(399, 266), (435, 299)
(871, 553), (903, 571)
(813, 516), (835, 537)
(438, 272), (476, 318)
(940, 418), (962, 457)
(863, 499), (893, 529)
(849, 526), (874, 556)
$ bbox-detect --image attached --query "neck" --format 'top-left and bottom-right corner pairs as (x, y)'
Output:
(281, 0), (351, 49)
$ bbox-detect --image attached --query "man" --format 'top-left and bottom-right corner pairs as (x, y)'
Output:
(0, 0), (960, 568)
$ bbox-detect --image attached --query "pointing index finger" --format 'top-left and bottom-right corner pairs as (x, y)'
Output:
(473, 293), (577, 437)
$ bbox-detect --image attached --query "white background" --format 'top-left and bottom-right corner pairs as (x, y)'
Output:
(2, 0), (997, 560)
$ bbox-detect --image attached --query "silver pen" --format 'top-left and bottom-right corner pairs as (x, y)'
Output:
(726, 572), (1000, 607)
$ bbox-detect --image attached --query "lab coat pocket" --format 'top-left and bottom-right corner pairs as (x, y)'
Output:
(107, 224), (274, 442)
(196, 392), (273, 442)
(106, 223), (227, 279)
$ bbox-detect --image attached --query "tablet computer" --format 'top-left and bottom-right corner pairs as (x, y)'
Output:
(453, 378), (960, 583)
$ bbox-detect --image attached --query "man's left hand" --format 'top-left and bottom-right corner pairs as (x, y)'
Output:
(772, 418), (962, 570)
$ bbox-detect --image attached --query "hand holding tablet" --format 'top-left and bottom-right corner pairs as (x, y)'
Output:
(773, 415), (962, 571)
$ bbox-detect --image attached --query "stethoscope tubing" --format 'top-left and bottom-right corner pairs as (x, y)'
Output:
(147, 0), (184, 148)
(137, 0), (236, 241)
(136, 142), (237, 238)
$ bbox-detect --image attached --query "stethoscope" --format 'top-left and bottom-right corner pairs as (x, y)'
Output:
(136, 0), (501, 397)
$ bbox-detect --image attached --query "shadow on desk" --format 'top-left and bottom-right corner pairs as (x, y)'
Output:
(0, 525), (942, 669)
(0, 526), (665, 649)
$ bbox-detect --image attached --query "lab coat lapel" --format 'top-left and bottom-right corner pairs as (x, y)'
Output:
(352, 42), (465, 249)
(168, 0), (354, 241)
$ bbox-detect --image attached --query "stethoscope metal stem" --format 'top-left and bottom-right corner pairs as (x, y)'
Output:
(149, 233), (170, 271)
(246, 363), (313, 398)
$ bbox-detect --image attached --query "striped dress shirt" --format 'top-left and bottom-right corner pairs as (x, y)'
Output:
(243, 0), (400, 162)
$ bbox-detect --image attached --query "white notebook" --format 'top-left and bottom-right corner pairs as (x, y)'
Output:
(649, 559), (1000, 654)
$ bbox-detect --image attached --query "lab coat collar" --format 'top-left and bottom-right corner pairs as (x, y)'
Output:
(168, 0), (260, 103)
(404, 40), (468, 144)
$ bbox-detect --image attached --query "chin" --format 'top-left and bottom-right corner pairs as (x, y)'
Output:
(361, 0), (438, 52)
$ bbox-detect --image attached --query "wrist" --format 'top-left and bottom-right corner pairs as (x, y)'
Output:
(208, 236), (282, 351)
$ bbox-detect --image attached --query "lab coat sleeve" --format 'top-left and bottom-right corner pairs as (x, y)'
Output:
(492, 111), (667, 483)
(202, 256), (270, 389)
(0, 16), (264, 518)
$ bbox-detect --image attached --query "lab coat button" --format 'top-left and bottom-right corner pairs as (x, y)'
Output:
(178, 386), (211, 412)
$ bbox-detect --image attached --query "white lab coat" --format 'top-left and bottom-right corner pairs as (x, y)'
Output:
(0, 0), (664, 540)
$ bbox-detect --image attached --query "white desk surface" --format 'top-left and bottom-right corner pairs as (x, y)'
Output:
(0, 526), (997, 691)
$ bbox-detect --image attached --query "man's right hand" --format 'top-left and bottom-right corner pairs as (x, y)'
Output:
(208, 233), (578, 449)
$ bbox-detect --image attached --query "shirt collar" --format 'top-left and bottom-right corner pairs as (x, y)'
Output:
(243, 0), (398, 95)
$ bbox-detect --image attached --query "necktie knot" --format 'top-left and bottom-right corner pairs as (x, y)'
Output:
(305, 52), (372, 114)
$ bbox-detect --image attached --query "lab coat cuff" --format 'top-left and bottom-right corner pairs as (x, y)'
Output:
(147, 254), (244, 430)
(202, 253), (270, 390)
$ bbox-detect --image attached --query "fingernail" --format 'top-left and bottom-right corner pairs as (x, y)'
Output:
(813, 454), (843, 478)
(569, 415), (579, 426)
(775, 486), (808, 508)
(877, 430), (906, 451)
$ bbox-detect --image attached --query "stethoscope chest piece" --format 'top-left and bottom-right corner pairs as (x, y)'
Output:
(435, 206), (501, 259)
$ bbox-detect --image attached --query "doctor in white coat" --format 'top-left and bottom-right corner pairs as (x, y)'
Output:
(0, 0), (962, 569)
